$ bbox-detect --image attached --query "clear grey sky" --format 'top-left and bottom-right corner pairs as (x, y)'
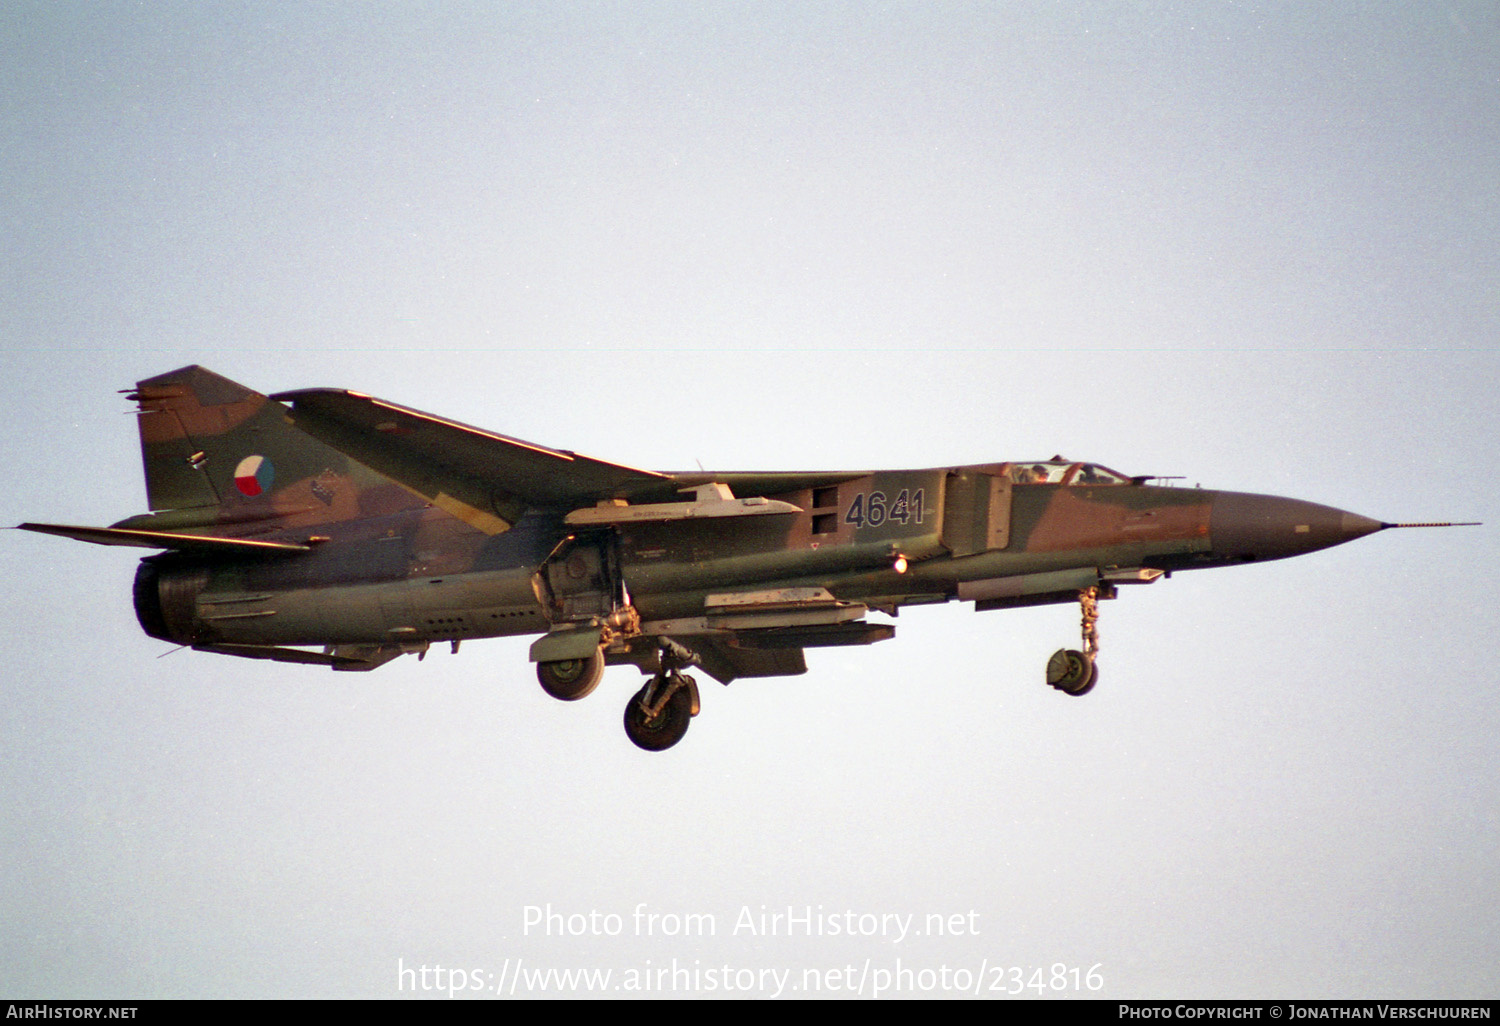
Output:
(2, 1), (1496, 999)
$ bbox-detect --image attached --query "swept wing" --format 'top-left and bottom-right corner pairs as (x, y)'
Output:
(273, 388), (674, 532)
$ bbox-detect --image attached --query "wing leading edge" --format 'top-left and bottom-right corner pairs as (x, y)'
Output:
(272, 389), (874, 530)
(272, 388), (674, 532)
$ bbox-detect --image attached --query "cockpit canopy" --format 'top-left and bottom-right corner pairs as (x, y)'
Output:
(1004, 460), (1132, 486)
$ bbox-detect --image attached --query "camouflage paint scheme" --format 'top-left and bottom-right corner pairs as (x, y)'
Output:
(20, 366), (1411, 748)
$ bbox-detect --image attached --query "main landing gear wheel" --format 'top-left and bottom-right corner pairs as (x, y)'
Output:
(537, 648), (604, 701)
(1045, 648), (1098, 696)
(624, 675), (695, 752)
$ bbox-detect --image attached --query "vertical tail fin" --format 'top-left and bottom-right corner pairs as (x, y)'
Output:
(130, 366), (254, 511)
(126, 365), (415, 527)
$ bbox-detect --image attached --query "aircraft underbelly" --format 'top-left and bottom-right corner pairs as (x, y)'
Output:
(142, 563), (548, 646)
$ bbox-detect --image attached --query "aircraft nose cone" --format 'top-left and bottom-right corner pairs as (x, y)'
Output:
(1210, 491), (1384, 563)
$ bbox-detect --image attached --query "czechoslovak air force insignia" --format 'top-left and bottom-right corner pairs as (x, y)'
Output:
(233, 455), (274, 497)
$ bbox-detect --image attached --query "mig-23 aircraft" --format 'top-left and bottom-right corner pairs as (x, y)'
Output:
(19, 366), (1475, 751)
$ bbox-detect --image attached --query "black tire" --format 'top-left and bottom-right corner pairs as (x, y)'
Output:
(537, 648), (604, 701)
(1045, 648), (1095, 696)
(623, 679), (694, 751)
(1069, 659), (1099, 697)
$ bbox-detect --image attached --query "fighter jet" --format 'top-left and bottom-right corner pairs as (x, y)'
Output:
(18, 366), (1475, 751)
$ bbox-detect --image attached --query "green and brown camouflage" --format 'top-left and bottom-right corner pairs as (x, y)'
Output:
(20, 365), (1472, 750)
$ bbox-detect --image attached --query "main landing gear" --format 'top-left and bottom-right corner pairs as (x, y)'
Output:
(536, 648), (604, 701)
(536, 637), (702, 751)
(1046, 586), (1101, 696)
(623, 639), (701, 752)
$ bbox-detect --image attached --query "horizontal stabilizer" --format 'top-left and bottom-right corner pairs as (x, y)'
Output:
(16, 522), (309, 555)
(192, 643), (403, 670)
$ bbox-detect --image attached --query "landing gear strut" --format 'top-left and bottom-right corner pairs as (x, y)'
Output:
(1046, 586), (1100, 696)
(624, 639), (702, 752)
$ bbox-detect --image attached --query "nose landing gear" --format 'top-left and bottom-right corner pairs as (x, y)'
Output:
(1046, 586), (1101, 696)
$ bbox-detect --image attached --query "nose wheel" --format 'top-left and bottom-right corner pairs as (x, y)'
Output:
(1047, 586), (1101, 696)
(1046, 647), (1098, 695)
